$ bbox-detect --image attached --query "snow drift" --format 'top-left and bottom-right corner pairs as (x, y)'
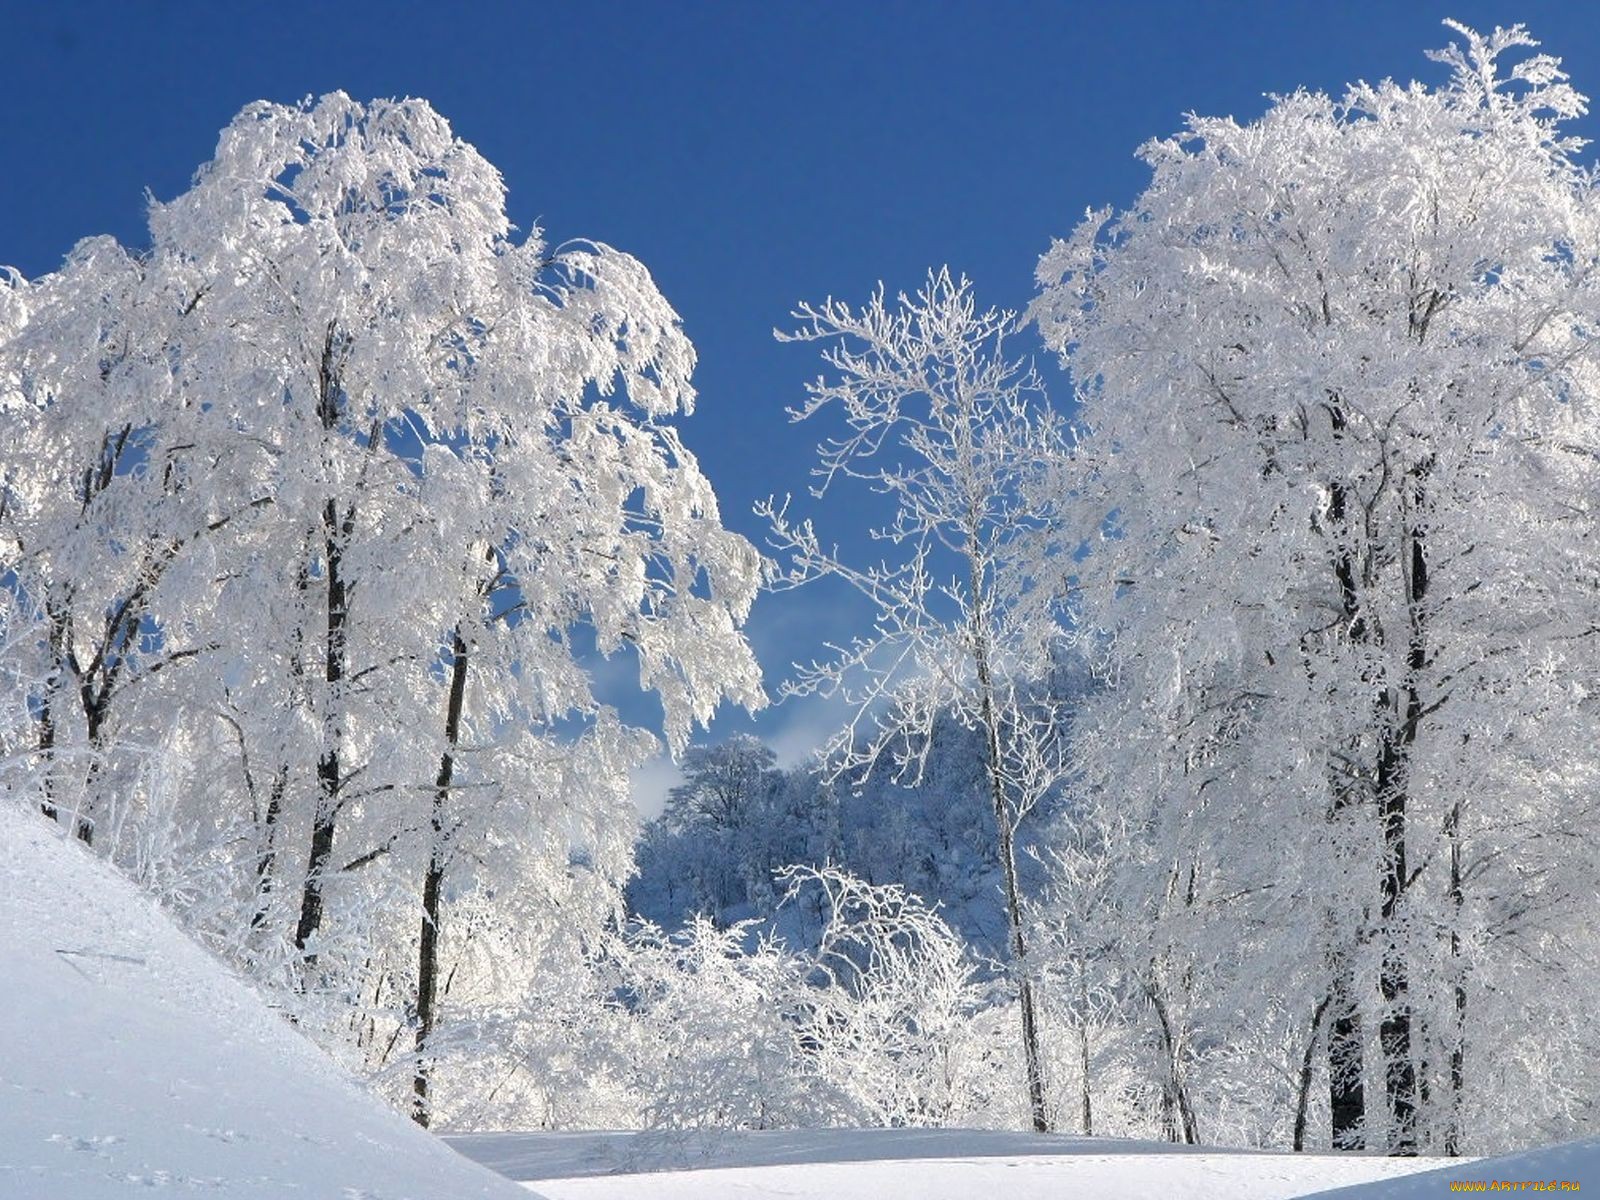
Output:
(1304, 1138), (1599, 1198)
(0, 804), (536, 1200)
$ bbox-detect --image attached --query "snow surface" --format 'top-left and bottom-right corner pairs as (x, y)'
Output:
(0, 805), (538, 1200)
(1303, 1137), (1599, 1197)
(449, 1128), (1457, 1199)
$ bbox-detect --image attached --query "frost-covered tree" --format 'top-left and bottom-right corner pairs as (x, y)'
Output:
(590, 866), (1005, 1133)
(1034, 22), (1600, 1154)
(612, 915), (835, 1130)
(0, 240), (261, 846)
(655, 734), (784, 912)
(783, 865), (1005, 1127)
(763, 270), (1075, 1131)
(666, 734), (779, 834)
(141, 92), (753, 968)
(2, 93), (765, 1126)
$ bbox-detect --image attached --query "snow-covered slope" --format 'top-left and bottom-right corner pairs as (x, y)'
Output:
(0, 805), (538, 1200)
(449, 1128), (1460, 1199)
(1303, 1138), (1598, 1198)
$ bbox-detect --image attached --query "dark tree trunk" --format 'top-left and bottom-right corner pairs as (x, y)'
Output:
(295, 808), (338, 961)
(295, 498), (348, 966)
(1376, 724), (1417, 1154)
(1445, 797), (1466, 1155)
(413, 627), (469, 1128)
(37, 602), (68, 823)
(1326, 455), (1368, 1151)
(1375, 462), (1430, 1156)
(37, 676), (58, 823)
(975, 648), (1049, 1132)
(963, 542), (1050, 1133)
(1147, 981), (1199, 1145)
(295, 328), (354, 967)
(251, 766), (287, 931)
(1327, 962), (1365, 1149)
(1079, 967), (1094, 1137)
(74, 698), (110, 844)
(1294, 993), (1332, 1151)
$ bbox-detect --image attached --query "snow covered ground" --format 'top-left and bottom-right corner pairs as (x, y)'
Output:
(1303, 1137), (1598, 1197)
(0, 804), (537, 1200)
(448, 1128), (1461, 1199)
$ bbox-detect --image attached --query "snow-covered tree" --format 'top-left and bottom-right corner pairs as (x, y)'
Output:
(1034, 21), (1600, 1153)
(654, 734), (787, 913)
(763, 269), (1076, 1131)
(783, 864), (1005, 1127)
(2, 92), (766, 1126)
(666, 734), (779, 834)
(594, 865), (1007, 1133)
(0, 239), (258, 846)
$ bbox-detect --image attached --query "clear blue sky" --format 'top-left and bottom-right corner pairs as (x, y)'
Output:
(4, 1), (1596, 806)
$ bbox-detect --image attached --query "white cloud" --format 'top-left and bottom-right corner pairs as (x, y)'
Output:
(628, 752), (683, 819)
(764, 693), (848, 769)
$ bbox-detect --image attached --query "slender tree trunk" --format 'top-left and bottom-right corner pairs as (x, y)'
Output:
(37, 674), (58, 823)
(413, 627), (469, 1128)
(36, 601), (69, 823)
(251, 766), (287, 931)
(1326, 456), (1368, 1151)
(1375, 464), (1430, 1156)
(1079, 966), (1094, 1137)
(73, 699), (110, 845)
(999, 824), (1050, 1134)
(1416, 1009), (1432, 1148)
(1146, 980), (1199, 1144)
(1327, 957), (1365, 1149)
(973, 641), (1049, 1132)
(959, 523), (1051, 1134)
(295, 499), (348, 966)
(1294, 994), (1332, 1151)
(295, 327), (358, 969)
(1376, 717), (1417, 1154)
(1445, 796), (1466, 1156)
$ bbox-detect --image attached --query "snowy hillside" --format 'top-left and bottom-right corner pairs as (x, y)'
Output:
(0, 804), (536, 1200)
(1303, 1138), (1599, 1197)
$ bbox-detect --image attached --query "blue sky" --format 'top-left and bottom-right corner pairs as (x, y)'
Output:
(4, 1), (1597, 810)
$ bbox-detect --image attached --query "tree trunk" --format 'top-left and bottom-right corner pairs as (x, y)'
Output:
(294, 330), (365, 968)
(1375, 464), (1430, 1156)
(1147, 980), (1199, 1144)
(1294, 993), (1332, 1151)
(294, 807), (337, 962)
(295, 489), (349, 966)
(73, 697), (110, 845)
(413, 627), (469, 1128)
(1326, 456), (1368, 1151)
(1445, 796), (1466, 1156)
(960, 526), (1051, 1133)
(1079, 966), (1094, 1137)
(1327, 958), (1365, 1149)
(999, 808), (1048, 1132)
(37, 669), (58, 823)
(251, 766), (287, 931)
(973, 642), (1049, 1132)
(1376, 723), (1417, 1154)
